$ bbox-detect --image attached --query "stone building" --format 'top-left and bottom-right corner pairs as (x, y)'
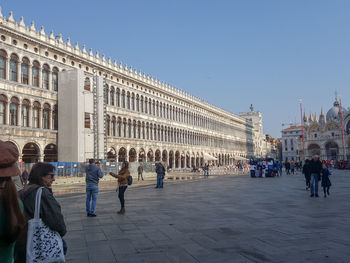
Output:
(0, 9), (258, 167)
(281, 125), (302, 162)
(302, 98), (350, 161)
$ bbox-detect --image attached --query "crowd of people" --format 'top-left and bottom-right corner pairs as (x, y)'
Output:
(249, 158), (282, 177)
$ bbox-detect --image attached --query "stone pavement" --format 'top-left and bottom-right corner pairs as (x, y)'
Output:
(56, 170), (350, 263)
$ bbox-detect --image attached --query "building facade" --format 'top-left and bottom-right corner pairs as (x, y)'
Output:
(0, 9), (258, 167)
(281, 125), (302, 162)
(302, 99), (350, 161)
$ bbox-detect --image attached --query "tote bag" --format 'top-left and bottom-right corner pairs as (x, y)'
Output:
(26, 187), (65, 263)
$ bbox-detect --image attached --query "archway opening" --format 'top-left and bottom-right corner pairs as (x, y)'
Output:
(129, 148), (137, 162)
(155, 149), (161, 162)
(169, 150), (174, 168)
(147, 150), (154, 162)
(44, 144), (57, 162)
(139, 148), (146, 162)
(118, 147), (127, 162)
(107, 148), (116, 162)
(162, 150), (167, 162)
(175, 151), (180, 168)
(325, 141), (339, 160)
(22, 143), (40, 163)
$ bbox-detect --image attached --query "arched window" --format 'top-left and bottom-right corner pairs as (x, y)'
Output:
(144, 97), (148, 113)
(127, 92), (130, 109)
(152, 100), (155, 116)
(117, 117), (122, 137)
(22, 99), (30, 127)
(43, 103), (51, 129)
(137, 121), (141, 139)
(133, 120), (137, 138)
(149, 99), (152, 115)
(33, 101), (41, 128)
(131, 93), (135, 111)
(159, 102), (162, 118)
(110, 87), (115, 106)
(112, 116), (116, 136)
(32, 61), (40, 87)
(84, 77), (90, 91)
(0, 50), (7, 79)
(156, 101), (159, 116)
(0, 94), (7, 124)
(136, 95), (139, 112)
(140, 96), (144, 112)
(52, 67), (58, 91)
(121, 90), (125, 108)
(105, 85), (109, 104)
(21, 57), (30, 84)
(128, 119), (132, 138)
(9, 97), (19, 126)
(10, 54), (19, 82)
(106, 115), (110, 136)
(42, 64), (50, 89)
(116, 88), (120, 107)
(53, 104), (58, 130)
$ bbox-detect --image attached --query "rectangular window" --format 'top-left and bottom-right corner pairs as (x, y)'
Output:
(85, 113), (91, 128)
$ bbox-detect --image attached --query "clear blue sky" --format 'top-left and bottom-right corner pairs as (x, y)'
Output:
(2, 0), (350, 137)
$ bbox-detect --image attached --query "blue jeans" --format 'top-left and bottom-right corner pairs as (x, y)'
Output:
(156, 173), (164, 188)
(118, 185), (128, 208)
(310, 173), (319, 195)
(86, 184), (98, 214)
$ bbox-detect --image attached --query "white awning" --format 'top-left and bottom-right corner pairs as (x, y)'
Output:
(203, 152), (218, 161)
(234, 155), (248, 161)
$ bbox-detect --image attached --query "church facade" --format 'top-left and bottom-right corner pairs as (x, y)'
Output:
(296, 98), (350, 161)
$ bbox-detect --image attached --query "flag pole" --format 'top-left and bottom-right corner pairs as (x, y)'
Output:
(299, 99), (304, 160)
(339, 95), (346, 160)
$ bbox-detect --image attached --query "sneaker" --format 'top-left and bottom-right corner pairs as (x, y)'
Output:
(315, 194), (319, 198)
(87, 213), (91, 217)
(90, 213), (97, 217)
(310, 194), (314, 197)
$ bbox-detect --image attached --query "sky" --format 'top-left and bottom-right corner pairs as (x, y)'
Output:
(2, 0), (350, 137)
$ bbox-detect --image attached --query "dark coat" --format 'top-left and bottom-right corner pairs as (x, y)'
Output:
(14, 184), (66, 263)
(309, 159), (322, 175)
(302, 163), (311, 178)
(321, 169), (332, 187)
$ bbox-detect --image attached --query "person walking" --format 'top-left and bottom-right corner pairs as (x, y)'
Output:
(21, 169), (28, 186)
(309, 155), (322, 197)
(14, 162), (67, 262)
(0, 140), (25, 263)
(85, 159), (103, 217)
(110, 161), (130, 214)
(290, 161), (295, 175)
(321, 163), (332, 198)
(138, 163), (144, 181)
(302, 159), (311, 190)
(155, 162), (166, 188)
(276, 161), (282, 176)
(285, 161), (291, 175)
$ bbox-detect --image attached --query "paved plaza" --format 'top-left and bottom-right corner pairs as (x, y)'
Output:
(57, 170), (350, 263)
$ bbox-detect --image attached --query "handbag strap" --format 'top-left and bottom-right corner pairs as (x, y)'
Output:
(34, 187), (44, 219)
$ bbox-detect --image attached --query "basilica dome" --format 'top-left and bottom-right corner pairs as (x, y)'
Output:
(326, 99), (345, 121)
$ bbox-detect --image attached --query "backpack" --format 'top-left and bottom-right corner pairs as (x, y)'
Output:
(127, 175), (133, 185)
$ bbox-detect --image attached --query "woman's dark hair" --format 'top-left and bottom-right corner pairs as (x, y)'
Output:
(119, 161), (129, 174)
(0, 177), (25, 243)
(28, 162), (55, 186)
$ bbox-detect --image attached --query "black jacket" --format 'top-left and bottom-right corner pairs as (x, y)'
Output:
(309, 159), (322, 175)
(14, 184), (66, 263)
(302, 163), (311, 176)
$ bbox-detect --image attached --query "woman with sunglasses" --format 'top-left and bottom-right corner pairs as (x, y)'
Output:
(14, 163), (67, 263)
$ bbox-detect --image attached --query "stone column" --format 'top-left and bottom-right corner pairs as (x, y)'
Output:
(18, 103), (23, 127)
(28, 63), (32, 86)
(5, 58), (9, 81)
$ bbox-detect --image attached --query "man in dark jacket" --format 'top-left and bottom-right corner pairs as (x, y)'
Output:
(155, 162), (165, 188)
(309, 155), (322, 197)
(85, 159), (103, 217)
(302, 159), (311, 190)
